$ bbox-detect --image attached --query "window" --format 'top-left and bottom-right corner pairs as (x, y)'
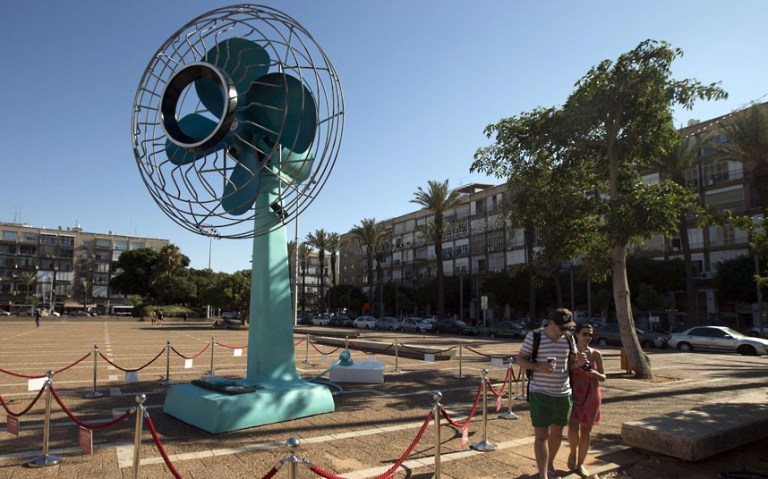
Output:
(0, 244), (15, 254)
(2, 231), (17, 241)
(114, 239), (129, 251)
(59, 247), (74, 258)
(455, 244), (469, 257)
(22, 232), (38, 242)
(705, 187), (744, 212)
(95, 238), (111, 249)
(59, 236), (75, 246)
(96, 263), (110, 273)
(41, 234), (57, 245)
(129, 241), (145, 250)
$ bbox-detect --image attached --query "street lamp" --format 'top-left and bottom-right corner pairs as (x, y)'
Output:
(202, 226), (219, 319)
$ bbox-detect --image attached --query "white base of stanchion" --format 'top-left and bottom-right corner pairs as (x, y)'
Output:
(392, 367), (402, 373)
(84, 391), (104, 399)
(514, 394), (527, 401)
(204, 370), (216, 376)
(454, 374), (466, 379)
(500, 411), (519, 420)
(470, 440), (497, 452)
(161, 379), (175, 385)
(26, 454), (62, 467)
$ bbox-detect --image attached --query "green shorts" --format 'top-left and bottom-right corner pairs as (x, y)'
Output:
(528, 391), (573, 428)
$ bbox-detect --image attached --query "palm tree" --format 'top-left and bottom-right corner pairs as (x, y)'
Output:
(350, 218), (388, 314)
(298, 243), (312, 314)
(306, 229), (330, 313)
(716, 103), (768, 211)
(411, 180), (461, 319)
(327, 232), (342, 311)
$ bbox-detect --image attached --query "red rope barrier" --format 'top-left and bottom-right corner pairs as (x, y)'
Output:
(145, 413), (183, 479)
(294, 337), (305, 346)
(486, 367), (512, 397)
(398, 343), (457, 355)
(214, 341), (248, 350)
(49, 386), (133, 430)
(0, 383), (46, 417)
(347, 341), (385, 356)
(261, 465), (280, 479)
(0, 351), (92, 379)
(170, 343), (210, 360)
(440, 382), (483, 429)
(309, 411), (434, 479)
(98, 347), (166, 373)
(309, 342), (340, 355)
(464, 346), (508, 359)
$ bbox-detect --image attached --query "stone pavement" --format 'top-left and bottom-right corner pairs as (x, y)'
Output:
(0, 318), (766, 478)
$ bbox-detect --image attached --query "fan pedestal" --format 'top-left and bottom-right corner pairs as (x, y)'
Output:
(163, 379), (333, 433)
(163, 204), (334, 433)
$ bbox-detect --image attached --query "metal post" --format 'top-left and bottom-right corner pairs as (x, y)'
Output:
(132, 394), (146, 479)
(27, 371), (61, 467)
(433, 391), (442, 479)
(470, 369), (497, 451)
(344, 335), (349, 350)
(84, 345), (104, 398)
(286, 437), (301, 479)
(162, 340), (172, 385)
(515, 365), (527, 401)
(455, 344), (465, 379)
(500, 357), (519, 420)
(393, 338), (401, 373)
(303, 334), (311, 364)
(206, 336), (216, 375)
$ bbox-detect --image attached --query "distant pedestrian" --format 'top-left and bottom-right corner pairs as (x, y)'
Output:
(183, 312), (188, 322)
(34, 309), (41, 327)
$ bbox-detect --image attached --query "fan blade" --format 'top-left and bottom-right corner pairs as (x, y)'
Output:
(195, 38), (270, 117)
(245, 73), (317, 154)
(273, 146), (314, 184)
(221, 148), (262, 215)
(166, 114), (221, 165)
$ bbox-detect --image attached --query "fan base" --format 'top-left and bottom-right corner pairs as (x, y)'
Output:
(163, 377), (334, 433)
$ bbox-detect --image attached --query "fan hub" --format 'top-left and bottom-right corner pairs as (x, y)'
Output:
(160, 62), (237, 151)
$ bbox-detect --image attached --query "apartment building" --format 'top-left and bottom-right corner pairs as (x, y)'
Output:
(339, 105), (765, 324)
(0, 222), (169, 313)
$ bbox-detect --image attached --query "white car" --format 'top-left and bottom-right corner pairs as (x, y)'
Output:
(668, 326), (768, 356)
(352, 316), (377, 329)
(0, 309), (10, 316)
(311, 314), (331, 326)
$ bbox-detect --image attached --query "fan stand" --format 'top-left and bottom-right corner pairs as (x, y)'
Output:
(163, 183), (335, 433)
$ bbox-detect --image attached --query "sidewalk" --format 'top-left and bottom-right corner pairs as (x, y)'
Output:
(0, 319), (766, 478)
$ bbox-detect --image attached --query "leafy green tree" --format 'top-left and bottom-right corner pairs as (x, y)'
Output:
(713, 255), (759, 303)
(472, 40), (726, 378)
(110, 248), (160, 299)
(411, 180), (461, 319)
(298, 243), (312, 314)
(327, 232), (342, 312)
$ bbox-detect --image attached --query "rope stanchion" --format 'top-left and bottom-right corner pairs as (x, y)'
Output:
(0, 382), (46, 417)
(205, 336), (215, 375)
(398, 343), (457, 355)
(132, 394), (146, 479)
(470, 369), (497, 452)
(456, 344), (465, 379)
(170, 343), (210, 360)
(0, 352), (91, 379)
(433, 391), (442, 479)
(309, 342), (340, 356)
(515, 365), (528, 401)
(145, 410), (183, 479)
(439, 381), (483, 430)
(214, 340), (247, 350)
(303, 334), (311, 364)
(393, 338), (401, 373)
(284, 437), (303, 479)
(162, 340), (173, 385)
(53, 351), (92, 375)
(85, 345), (104, 399)
(26, 371), (62, 468)
(500, 357), (520, 420)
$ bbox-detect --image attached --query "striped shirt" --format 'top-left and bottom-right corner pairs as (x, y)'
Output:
(519, 330), (576, 397)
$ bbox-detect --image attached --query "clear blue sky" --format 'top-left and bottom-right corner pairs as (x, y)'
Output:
(2, 1), (766, 273)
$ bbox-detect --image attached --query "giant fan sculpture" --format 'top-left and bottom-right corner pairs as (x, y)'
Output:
(131, 5), (343, 432)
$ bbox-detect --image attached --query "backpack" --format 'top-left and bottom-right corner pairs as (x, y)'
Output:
(525, 330), (576, 400)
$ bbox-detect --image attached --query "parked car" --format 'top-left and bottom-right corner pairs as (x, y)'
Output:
(297, 314), (314, 325)
(328, 315), (353, 327)
(0, 309), (10, 316)
(67, 310), (91, 317)
(435, 319), (478, 336)
(399, 317), (434, 333)
(352, 316), (377, 329)
(312, 314), (331, 326)
(744, 326), (766, 338)
(592, 323), (669, 349)
(375, 317), (402, 331)
(668, 326), (768, 356)
(221, 311), (240, 320)
(478, 320), (527, 339)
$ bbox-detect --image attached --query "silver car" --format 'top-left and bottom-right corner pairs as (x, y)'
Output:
(399, 317), (434, 333)
(668, 326), (768, 356)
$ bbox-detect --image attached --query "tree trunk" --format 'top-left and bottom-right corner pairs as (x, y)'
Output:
(525, 224), (537, 328)
(612, 243), (653, 379)
(678, 214), (698, 326)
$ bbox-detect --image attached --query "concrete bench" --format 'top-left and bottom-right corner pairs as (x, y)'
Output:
(622, 392), (768, 461)
(311, 337), (453, 361)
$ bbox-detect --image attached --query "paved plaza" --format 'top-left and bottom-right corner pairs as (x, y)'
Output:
(0, 317), (766, 478)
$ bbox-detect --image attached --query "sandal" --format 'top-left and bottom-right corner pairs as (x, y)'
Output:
(576, 464), (590, 477)
(567, 453), (576, 471)
(548, 467), (561, 479)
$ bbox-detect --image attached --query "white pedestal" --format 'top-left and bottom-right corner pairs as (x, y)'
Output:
(329, 362), (385, 383)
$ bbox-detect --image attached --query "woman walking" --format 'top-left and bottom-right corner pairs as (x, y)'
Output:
(568, 323), (606, 477)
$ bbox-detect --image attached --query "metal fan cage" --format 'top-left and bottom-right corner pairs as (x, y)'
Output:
(131, 4), (344, 238)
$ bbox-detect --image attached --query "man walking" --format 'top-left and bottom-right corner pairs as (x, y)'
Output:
(34, 308), (41, 327)
(517, 308), (586, 479)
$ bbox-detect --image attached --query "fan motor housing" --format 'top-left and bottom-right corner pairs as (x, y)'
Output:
(160, 62), (238, 151)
